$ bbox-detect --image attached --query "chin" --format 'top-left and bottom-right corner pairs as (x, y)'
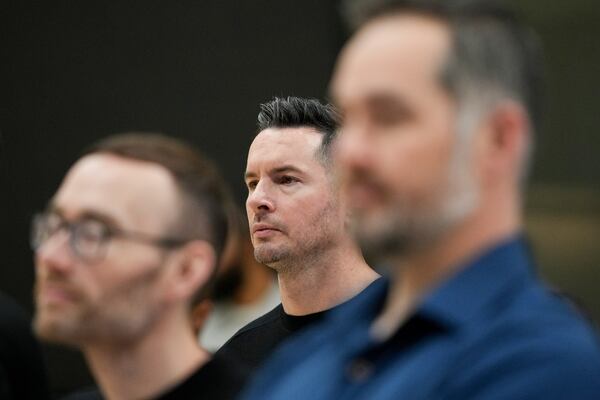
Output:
(352, 208), (391, 237)
(33, 315), (81, 346)
(254, 245), (289, 267)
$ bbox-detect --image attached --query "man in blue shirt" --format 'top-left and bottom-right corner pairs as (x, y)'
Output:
(243, 0), (600, 398)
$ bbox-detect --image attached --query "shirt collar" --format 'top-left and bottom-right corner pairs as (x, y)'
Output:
(331, 236), (536, 336)
(329, 276), (389, 326)
(418, 235), (536, 330)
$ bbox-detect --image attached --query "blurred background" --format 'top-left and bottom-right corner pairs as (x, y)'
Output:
(1, 0), (598, 397)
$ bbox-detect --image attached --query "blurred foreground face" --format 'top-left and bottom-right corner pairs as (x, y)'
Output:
(332, 15), (479, 259)
(34, 154), (180, 345)
(245, 128), (342, 270)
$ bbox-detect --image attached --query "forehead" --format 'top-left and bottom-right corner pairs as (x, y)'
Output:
(246, 127), (324, 173)
(52, 154), (179, 231)
(332, 14), (451, 104)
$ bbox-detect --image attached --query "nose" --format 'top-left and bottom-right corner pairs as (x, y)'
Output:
(35, 230), (76, 275)
(246, 180), (275, 217)
(335, 124), (372, 173)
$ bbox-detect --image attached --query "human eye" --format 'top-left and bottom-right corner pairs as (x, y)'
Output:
(43, 212), (65, 235)
(246, 179), (258, 191)
(367, 96), (413, 128)
(277, 175), (298, 186)
(76, 219), (110, 245)
(68, 218), (112, 261)
(371, 104), (409, 127)
(32, 212), (64, 247)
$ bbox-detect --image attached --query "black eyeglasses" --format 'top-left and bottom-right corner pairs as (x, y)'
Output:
(31, 212), (189, 263)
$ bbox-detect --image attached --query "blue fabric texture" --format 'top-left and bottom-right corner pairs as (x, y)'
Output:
(243, 237), (600, 399)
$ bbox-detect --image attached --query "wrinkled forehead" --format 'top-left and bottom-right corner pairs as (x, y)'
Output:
(246, 127), (325, 173)
(52, 153), (180, 234)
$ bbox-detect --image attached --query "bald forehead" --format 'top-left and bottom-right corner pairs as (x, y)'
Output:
(332, 14), (451, 101)
(54, 153), (180, 233)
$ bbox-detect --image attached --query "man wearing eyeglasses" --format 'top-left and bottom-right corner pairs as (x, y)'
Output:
(31, 133), (245, 400)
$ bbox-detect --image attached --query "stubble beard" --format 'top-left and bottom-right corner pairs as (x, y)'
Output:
(352, 142), (479, 266)
(253, 197), (340, 274)
(34, 265), (165, 347)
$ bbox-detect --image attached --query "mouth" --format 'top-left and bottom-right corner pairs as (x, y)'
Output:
(252, 224), (282, 239)
(37, 284), (78, 307)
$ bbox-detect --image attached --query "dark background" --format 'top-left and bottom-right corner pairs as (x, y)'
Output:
(1, 1), (598, 397)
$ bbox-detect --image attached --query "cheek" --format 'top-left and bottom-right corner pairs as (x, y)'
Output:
(79, 277), (102, 304)
(381, 134), (454, 196)
(96, 246), (159, 288)
(283, 197), (321, 227)
(245, 201), (255, 221)
(82, 262), (116, 296)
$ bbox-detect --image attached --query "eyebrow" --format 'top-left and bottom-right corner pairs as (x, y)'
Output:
(365, 93), (409, 108)
(331, 90), (410, 110)
(46, 202), (121, 227)
(244, 165), (305, 181)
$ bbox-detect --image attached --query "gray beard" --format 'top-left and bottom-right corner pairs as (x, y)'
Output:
(353, 150), (479, 267)
(352, 99), (490, 267)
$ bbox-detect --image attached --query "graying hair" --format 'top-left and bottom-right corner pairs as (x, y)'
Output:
(343, 0), (544, 178)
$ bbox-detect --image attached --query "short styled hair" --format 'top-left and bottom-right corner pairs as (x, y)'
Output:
(257, 96), (340, 165)
(342, 0), (544, 136)
(84, 132), (232, 298)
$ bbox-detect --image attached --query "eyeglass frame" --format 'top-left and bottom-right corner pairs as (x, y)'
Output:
(31, 211), (191, 264)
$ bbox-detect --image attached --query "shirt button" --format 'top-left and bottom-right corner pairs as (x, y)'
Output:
(346, 359), (373, 383)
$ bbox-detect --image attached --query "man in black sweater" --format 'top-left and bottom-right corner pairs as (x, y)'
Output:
(32, 133), (245, 400)
(216, 97), (379, 370)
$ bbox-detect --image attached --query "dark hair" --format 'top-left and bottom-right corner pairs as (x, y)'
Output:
(84, 132), (232, 300)
(257, 96), (340, 165)
(342, 0), (544, 136)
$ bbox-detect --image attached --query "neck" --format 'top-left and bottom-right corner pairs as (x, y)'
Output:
(83, 313), (209, 400)
(277, 238), (379, 316)
(373, 195), (521, 340)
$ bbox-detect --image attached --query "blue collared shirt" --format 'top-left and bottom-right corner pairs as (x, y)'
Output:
(243, 237), (600, 399)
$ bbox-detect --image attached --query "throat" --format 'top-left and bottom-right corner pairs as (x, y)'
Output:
(277, 253), (379, 316)
(83, 322), (209, 400)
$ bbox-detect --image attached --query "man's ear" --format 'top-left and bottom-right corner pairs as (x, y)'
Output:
(478, 100), (530, 182)
(167, 240), (216, 303)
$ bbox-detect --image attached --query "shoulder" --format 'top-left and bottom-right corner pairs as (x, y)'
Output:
(448, 337), (600, 399)
(61, 387), (103, 400)
(221, 304), (283, 343)
(445, 297), (600, 399)
(159, 355), (249, 400)
(214, 304), (287, 369)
